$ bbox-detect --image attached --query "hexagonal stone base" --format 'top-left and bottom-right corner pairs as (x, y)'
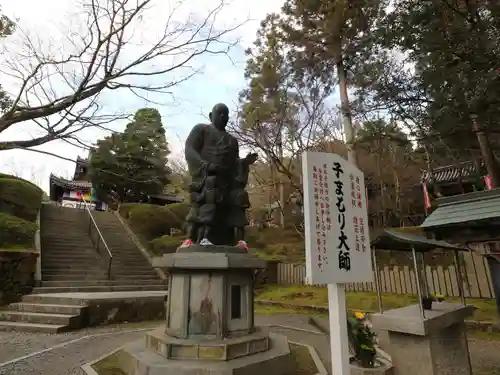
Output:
(115, 332), (294, 375)
(146, 327), (270, 361)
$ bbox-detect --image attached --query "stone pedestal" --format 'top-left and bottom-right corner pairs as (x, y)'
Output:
(117, 246), (294, 375)
(371, 302), (475, 375)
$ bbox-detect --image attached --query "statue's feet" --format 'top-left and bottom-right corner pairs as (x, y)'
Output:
(236, 240), (248, 250)
(199, 238), (213, 246)
(180, 239), (193, 248)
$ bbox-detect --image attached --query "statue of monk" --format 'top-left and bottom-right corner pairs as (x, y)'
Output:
(182, 103), (256, 248)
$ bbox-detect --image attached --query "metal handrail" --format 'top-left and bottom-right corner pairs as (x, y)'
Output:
(80, 197), (113, 279)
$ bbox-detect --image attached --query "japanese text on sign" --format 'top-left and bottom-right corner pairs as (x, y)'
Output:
(303, 151), (373, 284)
(312, 163), (332, 271)
(333, 162), (351, 271)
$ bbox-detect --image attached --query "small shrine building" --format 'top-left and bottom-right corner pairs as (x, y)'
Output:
(49, 156), (107, 211)
(49, 155), (184, 211)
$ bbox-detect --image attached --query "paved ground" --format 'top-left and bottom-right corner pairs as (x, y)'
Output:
(0, 315), (500, 375)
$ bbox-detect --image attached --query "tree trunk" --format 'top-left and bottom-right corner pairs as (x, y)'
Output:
(472, 115), (500, 187)
(471, 115), (500, 316)
(391, 144), (401, 225)
(277, 133), (285, 228)
(336, 58), (356, 163)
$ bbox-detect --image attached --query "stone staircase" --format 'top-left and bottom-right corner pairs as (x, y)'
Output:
(0, 294), (86, 333)
(0, 204), (167, 332)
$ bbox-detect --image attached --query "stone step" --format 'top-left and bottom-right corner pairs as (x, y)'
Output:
(8, 302), (83, 315)
(41, 269), (107, 275)
(0, 321), (67, 333)
(42, 248), (100, 253)
(41, 256), (103, 263)
(42, 221), (86, 226)
(31, 284), (168, 294)
(42, 237), (93, 242)
(41, 273), (159, 281)
(22, 294), (88, 306)
(41, 238), (94, 244)
(41, 252), (98, 258)
(0, 311), (80, 326)
(44, 246), (144, 255)
(41, 244), (95, 250)
(44, 248), (142, 255)
(42, 265), (154, 273)
(41, 279), (163, 287)
(43, 254), (147, 262)
(43, 267), (156, 274)
(42, 258), (101, 265)
(42, 252), (100, 258)
(42, 259), (104, 271)
(42, 226), (89, 231)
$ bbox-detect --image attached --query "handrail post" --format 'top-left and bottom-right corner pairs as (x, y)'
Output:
(79, 197), (113, 280)
(107, 258), (112, 280)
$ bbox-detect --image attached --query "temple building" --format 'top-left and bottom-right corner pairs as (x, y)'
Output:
(49, 156), (107, 211)
(49, 155), (184, 211)
(421, 160), (488, 198)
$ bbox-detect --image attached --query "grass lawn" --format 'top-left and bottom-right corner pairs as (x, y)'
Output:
(92, 351), (127, 375)
(288, 343), (317, 375)
(256, 284), (499, 322)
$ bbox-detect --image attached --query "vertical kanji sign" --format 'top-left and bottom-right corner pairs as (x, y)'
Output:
(303, 151), (372, 284)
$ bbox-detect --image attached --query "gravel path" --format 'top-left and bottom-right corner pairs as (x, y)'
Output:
(0, 315), (499, 375)
(469, 337), (500, 375)
(0, 321), (162, 364)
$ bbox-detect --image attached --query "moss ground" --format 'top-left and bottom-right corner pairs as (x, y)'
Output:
(256, 284), (499, 323)
(92, 344), (317, 375)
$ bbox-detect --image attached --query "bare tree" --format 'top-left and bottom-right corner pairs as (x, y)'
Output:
(1, 157), (45, 186)
(0, 0), (241, 152)
(168, 156), (188, 176)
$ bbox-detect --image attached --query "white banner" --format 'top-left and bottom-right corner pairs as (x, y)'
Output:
(302, 151), (373, 284)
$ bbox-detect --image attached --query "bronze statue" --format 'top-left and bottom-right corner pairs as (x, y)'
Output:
(182, 103), (257, 248)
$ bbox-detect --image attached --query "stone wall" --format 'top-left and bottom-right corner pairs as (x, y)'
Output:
(80, 295), (167, 326)
(0, 251), (38, 305)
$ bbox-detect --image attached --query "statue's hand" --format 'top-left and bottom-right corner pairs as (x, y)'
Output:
(207, 162), (219, 173)
(207, 162), (226, 173)
(245, 152), (258, 165)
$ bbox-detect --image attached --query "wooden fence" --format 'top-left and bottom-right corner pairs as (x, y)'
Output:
(276, 251), (495, 298)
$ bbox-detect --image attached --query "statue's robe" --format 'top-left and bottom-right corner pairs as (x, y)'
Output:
(184, 123), (239, 242)
(228, 158), (250, 228)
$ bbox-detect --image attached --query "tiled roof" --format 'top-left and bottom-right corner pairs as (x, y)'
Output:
(422, 189), (500, 228)
(421, 161), (486, 184)
(76, 156), (88, 166)
(49, 174), (92, 189)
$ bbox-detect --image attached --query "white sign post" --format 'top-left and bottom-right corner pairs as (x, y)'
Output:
(302, 151), (372, 375)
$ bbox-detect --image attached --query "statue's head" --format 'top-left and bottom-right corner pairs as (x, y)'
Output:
(209, 103), (229, 130)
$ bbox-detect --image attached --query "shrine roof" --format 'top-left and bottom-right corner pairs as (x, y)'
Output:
(421, 160), (486, 184)
(421, 188), (500, 229)
(49, 174), (92, 189)
(371, 228), (466, 252)
(76, 156), (88, 166)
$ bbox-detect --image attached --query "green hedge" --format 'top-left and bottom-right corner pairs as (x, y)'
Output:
(149, 235), (183, 256)
(0, 177), (43, 222)
(120, 202), (189, 240)
(0, 212), (38, 248)
(0, 173), (43, 195)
